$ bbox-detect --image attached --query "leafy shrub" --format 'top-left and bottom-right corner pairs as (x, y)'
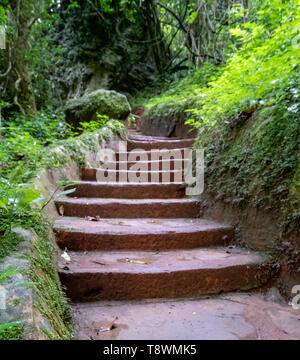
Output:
(186, 0), (300, 128)
(4, 108), (69, 144)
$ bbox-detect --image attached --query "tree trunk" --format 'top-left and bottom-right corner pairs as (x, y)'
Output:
(140, 0), (170, 75)
(5, 0), (37, 112)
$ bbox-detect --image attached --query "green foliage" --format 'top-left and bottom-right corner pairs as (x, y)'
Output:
(0, 1), (9, 26)
(78, 114), (112, 132)
(0, 231), (22, 261)
(195, 99), (299, 215)
(0, 267), (25, 341)
(0, 322), (25, 340)
(186, 0), (300, 127)
(142, 0), (299, 233)
(99, 0), (113, 12)
(0, 108), (70, 178)
(24, 217), (73, 339)
(0, 165), (45, 260)
(5, 108), (68, 143)
(0, 120), (118, 265)
(0, 266), (18, 284)
(140, 63), (218, 127)
(146, 63), (218, 107)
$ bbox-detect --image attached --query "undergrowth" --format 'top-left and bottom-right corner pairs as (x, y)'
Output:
(25, 215), (74, 340)
(141, 63), (218, 125)
(0, 110), (124, 339)
(0, 322), (25, 340)
(141, 0), (300, 232)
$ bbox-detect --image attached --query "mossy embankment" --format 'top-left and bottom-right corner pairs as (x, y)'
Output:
(139, 64), (217, 137)
(0, 123), (125, 339)
(142, 90), (299, 296)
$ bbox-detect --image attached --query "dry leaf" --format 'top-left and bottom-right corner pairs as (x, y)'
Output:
(61, 249), (71, 264)
(126, 258), (148, 265)
(85, 216), (101, 222)
(59, 205), (64, 216)
(99, 317), (119, 333)
(147, 220), (157, 224)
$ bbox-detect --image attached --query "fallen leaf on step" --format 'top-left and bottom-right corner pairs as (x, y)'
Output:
(59, 205), (64, 216)
(118, 221), (124, 225)
(126, 258), (148, 265)
(85, 216), (101, 222)
(99, 317), (119, 333)
(61, 249), (71, 264)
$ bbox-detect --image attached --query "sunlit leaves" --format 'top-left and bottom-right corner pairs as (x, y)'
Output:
(186, 0), (300, 128)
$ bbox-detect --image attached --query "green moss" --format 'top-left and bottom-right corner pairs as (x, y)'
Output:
(24, 217), (74, 340)
(12, 298), (21, 307)
(0, 232), (22, 262)
(194, 102), (300, 231)
(42, 123), (124, 171)
(66, 89), (130, 123)
(0, 322), (25, 340)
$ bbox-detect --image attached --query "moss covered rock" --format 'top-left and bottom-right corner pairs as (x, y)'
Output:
(65, 89), (131, 129)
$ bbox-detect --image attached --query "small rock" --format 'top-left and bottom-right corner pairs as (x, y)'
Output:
(265, 287), (286, 305)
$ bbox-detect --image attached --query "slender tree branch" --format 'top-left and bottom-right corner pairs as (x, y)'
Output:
(157, 1), (187, 33)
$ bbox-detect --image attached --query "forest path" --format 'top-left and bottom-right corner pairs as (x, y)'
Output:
(53, 128), (300, 340)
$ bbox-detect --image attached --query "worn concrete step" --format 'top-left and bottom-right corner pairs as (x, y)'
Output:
(55, 198), (200, 218)
(66, 182), (186, 199)
(54, 218), (234, 251)
(127, 138), (195, 151)
(81, 168), (186, 182)
(59, 248), (269, 301)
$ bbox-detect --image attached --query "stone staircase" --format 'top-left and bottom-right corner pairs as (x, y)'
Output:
(53, 131), (270, 338)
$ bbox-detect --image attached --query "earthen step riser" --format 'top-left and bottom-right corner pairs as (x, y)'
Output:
(127, 139), (194, 151)
(115, 149), (188, 161)
(55, 228), (233, 251)
(55, 201), (200, 218)
(107, 159), (188, 171)
(59, 264), (268, 302)
(67, 183), (186, 199)
(82, 169), (186, 183)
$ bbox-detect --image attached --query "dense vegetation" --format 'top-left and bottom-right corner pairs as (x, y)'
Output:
(0, 0), (299, 339)
(143, 0), (299, 233)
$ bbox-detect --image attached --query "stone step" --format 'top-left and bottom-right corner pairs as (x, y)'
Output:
(66, 182), (187, 199)
(55, 198), (201, 218)
(72, 294), (300, 340)
(127, 138), (195, 151)
(59, 248), (269, 301)
(54, 217), (234, 251)
(105, 158), (189, 171)
(81, 168), (186, 182)
(128, 134), (179, 141)
(115, 148), (190, 161)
